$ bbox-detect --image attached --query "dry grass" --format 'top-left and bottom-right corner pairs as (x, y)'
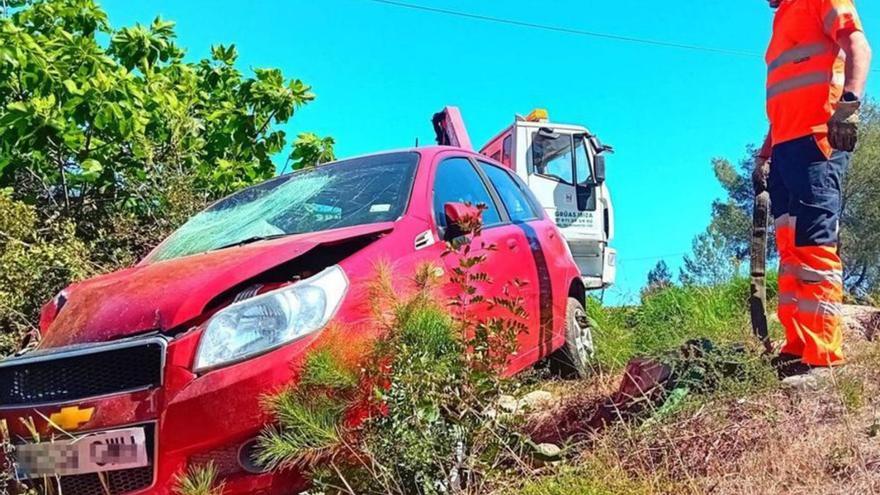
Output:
(500, 305), (880, 495)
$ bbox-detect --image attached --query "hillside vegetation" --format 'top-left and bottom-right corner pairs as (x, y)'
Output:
(500, 282), (880, 495)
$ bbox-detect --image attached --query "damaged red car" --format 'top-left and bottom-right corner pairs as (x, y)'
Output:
(0, 147), (590, 494)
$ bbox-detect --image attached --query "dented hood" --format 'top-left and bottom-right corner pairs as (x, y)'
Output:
(40, 223), (394, 349)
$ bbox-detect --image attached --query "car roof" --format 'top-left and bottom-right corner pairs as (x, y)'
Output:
(333, 145), (473, 162)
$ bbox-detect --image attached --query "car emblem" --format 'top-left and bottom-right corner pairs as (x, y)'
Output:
(48, 406), (95, 431)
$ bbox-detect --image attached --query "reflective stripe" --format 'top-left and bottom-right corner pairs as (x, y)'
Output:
(779, 292), (797, 305)
(831, 71), (845, 87)
(767, 42), (831, 72)
(780, 262), (798, 278)
(824, 8), (854, 34)
(797, 265), (843, 285)
(767, 71), (831, 99)
(798, 298), (842, 317)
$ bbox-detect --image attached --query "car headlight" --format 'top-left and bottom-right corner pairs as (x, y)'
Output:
(194, 265), (349, 372)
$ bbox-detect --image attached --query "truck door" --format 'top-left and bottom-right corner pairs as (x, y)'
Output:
(526, 130), (607, 285)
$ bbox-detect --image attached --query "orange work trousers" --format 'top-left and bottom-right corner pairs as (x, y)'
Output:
(769, 135), (847, 367)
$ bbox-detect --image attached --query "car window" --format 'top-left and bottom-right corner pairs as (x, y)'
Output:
(433, 157), (501, 228)
(531, 132), (574, 183)
(478, 161), (540, 223)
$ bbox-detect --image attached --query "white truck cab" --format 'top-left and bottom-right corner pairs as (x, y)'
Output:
(433, 107), (617, 290)
(478, 110), (617, 290)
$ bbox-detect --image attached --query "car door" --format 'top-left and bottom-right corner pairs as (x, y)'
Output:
(430, 155), (541, 374)
(475, 160), (558, 366)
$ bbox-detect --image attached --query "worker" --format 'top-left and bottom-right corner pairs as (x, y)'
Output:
(755, 0), (872, 378)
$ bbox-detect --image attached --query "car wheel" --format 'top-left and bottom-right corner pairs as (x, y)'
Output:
(550, 297), (595, 378)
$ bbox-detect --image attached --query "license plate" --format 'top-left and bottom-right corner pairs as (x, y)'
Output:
(13, 427), (149, 479)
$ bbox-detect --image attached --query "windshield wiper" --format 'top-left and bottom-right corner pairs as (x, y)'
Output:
(215, 233), (295, 251)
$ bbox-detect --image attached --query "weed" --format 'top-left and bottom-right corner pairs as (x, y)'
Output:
(174, 462), (225, 495)
(501, 452), (675, 495)
(258, 209), (529, 494)
(835, 374), (866, 413)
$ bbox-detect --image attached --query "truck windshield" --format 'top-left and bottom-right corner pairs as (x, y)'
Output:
(147, 152), (419, 262)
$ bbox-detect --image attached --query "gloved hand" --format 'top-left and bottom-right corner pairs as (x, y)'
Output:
(752, 156), (770, 193)
(828, 99), (861, 152)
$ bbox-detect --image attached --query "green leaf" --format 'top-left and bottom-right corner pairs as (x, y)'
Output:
(6, 101), (29, 113)
(81, 158), (103, 174)
(62, 79), (82, 95)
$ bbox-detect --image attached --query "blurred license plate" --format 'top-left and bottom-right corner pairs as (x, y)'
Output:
(14, 427), (148, 479)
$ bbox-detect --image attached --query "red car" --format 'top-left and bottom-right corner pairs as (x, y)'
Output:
(0, 147), (590, 495)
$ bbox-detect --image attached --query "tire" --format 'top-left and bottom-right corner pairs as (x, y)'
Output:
(549, 297), (595, 378)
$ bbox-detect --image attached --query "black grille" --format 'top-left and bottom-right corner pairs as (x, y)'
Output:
(0, 339), (164, 407)
(31, 466), (154, 495)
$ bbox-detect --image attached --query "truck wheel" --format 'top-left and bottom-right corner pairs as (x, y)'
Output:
(550, 297), (595, 378)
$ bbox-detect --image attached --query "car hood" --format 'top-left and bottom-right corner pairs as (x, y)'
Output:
(39, 223), (394, 349)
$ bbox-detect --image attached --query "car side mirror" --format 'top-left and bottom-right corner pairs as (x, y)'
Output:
(443, 202), (481, 241)
(595, 154), (607, 184)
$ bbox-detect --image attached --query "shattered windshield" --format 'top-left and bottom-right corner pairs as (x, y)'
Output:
(147, 152), (419, 262)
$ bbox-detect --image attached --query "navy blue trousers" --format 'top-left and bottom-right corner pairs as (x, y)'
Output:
(769, 135), (849, 247)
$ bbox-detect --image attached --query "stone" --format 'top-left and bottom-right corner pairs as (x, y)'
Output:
(781, 373), (819, 390)
(532, 442), (562, 462)
(498, 395), (519, 413)
(518, 390), (554, 411)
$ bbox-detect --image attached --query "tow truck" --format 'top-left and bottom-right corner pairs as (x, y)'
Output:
(434, 106), (617, 291)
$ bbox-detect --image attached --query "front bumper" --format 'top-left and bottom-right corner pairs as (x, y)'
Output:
(1, 331), (316, 495)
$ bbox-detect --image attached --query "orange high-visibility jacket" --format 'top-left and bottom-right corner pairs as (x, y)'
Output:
(766, 0), (863, 153)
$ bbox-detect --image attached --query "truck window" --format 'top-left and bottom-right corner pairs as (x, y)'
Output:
(478, 161), (541, 223)
(575, 137), (594, 185)
(502, 135), (512, 165)
(433, 157), (501, 228)
(531, 132), (574, 183)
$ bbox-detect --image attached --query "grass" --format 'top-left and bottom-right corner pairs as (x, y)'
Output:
(588, 276), (766, 373)
(174, 462), (225, 495)
(509, 276), (880, 495)
(504, 452), (678, 495)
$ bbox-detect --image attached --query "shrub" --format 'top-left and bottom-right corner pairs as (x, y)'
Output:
(258, 212), (528, 494)
(589, 275), (778, 373)
(0, 191), (95, 356)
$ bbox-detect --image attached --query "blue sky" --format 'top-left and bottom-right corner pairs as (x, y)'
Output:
(102, 0), (878, 304)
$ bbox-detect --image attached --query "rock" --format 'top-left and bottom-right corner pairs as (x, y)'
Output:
(532, 442), (562, 462)
(781, 374), (819, 390)
(518, 390), (554, 411)
(782, 368), (835, 391)
(498, 395), (519, 413)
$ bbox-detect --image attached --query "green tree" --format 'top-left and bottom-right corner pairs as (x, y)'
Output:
(841, 102), (880, 299)
(685, 101), (880, 297)
(680, 227), (739, 287)
(289, 132), (336, 171)
(704, 153), (776, 264)
(0, 0), (332, 257)
(0, 0), (334, 353)
(643, 260), (673, 298)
